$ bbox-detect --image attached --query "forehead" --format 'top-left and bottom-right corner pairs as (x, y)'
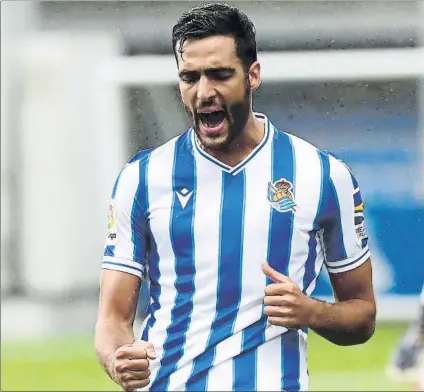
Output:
(177, 35), (242, 69)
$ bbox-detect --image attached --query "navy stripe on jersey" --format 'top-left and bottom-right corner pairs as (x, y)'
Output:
(273, 133), (300, 391)
(140, 153), (164, 343)
(150, 133), (197, 391)
(233, 320), (264, 390)
(281, 330), (301, 391)
(136, 148), (157, 342)
(267, 130), (296, 276)
(186, 171), (246, 391)
(302, 150), (329, 293)
(321, 170), (347, 262)
(266, 129), (299, 391)
(141, 227), (159, 341)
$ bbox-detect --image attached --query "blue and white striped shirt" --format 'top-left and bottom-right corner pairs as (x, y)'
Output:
(102, 113), (370, 391)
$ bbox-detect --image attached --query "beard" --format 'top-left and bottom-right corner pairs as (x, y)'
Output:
(185, 79), (251, 152)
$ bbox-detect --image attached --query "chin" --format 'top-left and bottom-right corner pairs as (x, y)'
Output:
(197, 132), (231, 151)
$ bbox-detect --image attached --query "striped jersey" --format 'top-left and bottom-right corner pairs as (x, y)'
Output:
(102, 113), (370, 391)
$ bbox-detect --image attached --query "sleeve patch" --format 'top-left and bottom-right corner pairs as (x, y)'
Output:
(106, 202), (118, 245)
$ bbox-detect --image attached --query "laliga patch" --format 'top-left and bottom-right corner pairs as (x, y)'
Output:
(106, 202), (117, 245)
(355, 221), (368, 242)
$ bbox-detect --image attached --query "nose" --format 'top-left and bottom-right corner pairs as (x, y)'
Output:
(196, 75), (215, 101)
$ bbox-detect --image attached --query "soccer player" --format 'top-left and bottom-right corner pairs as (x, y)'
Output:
(94, 3), (376, 391)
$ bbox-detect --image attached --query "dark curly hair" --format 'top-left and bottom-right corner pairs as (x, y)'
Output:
(172, 2), (257, 69)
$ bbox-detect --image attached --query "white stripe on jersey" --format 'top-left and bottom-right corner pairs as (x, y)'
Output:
(206, 343), (234, 391)
(288, 134), (323, 291)
(256, 334), (282, 391)
(232, 132), (272, 331)
(298, 330), (309, 391)
(145, 138), (179, 380)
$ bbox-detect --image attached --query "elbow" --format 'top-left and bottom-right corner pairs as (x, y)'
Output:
(352, 319), (376, 345)
(361, 300), (377, 343)
(341, 304), (377, 346)
(361, 310), (377, 343)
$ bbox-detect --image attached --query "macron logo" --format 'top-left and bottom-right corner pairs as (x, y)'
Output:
(176, 188), (193, 209)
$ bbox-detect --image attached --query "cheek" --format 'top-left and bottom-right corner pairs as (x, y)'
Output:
(225, 80), (248, 101)
(180, 88), (196, 110)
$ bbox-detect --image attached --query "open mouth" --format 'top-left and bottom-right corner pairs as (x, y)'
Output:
(198, 111), (226, 130)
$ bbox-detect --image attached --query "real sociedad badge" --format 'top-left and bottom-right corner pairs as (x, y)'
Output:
(267, 178), (296, 213)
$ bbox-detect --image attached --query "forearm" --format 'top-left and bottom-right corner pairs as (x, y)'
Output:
(308, 298), (376, 346)
(94, 318), (135, 379)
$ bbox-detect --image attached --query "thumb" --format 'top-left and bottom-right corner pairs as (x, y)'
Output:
(134, 340), (157, 360)
(262, 262), (290, 283)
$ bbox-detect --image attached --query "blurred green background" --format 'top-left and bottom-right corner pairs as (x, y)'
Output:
(1, 322), (412, 391)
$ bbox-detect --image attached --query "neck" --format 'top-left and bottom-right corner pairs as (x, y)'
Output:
(200, 113), (265, 168)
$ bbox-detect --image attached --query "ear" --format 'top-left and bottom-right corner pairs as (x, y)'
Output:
(247, 61), (261, 92)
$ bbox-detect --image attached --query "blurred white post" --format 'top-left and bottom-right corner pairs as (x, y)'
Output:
(18, 33), (127, 296)
(1, 2), (38, 294)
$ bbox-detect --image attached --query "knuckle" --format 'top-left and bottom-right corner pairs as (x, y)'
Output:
(141, 378), (151, 388)
(115, 362), (127, 373)
(115, 349), (126, 360)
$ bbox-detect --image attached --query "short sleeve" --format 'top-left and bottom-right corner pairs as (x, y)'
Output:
(320, 155), (371, 274)
(102, 161), (148, 279)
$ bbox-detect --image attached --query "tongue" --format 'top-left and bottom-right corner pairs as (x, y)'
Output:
(205, 112), (225, 128)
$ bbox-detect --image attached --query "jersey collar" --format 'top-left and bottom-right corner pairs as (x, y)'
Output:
(191, 112), (273, 176)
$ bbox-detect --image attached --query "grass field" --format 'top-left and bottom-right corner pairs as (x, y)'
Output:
(1, 322), (414, 391)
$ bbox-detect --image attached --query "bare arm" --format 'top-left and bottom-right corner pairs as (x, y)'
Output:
(309, 258), (376, 346)
(94, 269), (141, 379)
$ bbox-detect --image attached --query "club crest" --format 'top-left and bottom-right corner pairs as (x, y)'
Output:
(267, 178), (296, 213)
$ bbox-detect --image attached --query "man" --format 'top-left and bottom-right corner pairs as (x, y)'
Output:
(94, 3), (376, 391)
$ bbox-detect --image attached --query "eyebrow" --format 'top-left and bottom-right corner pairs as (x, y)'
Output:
(178, 67), (236, 78)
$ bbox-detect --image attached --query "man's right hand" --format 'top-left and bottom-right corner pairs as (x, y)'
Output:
(110, 340), (156, 391)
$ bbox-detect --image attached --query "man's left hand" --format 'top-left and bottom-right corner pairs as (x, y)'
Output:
(262, 262), (316, 329)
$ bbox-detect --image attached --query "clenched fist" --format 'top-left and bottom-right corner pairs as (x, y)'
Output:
(110, 340), (156, 391)
(262, 262), (316, 329)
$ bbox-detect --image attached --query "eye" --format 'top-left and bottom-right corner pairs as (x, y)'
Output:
(180, 72), (199, 84)
(211, 71), (233, 81)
